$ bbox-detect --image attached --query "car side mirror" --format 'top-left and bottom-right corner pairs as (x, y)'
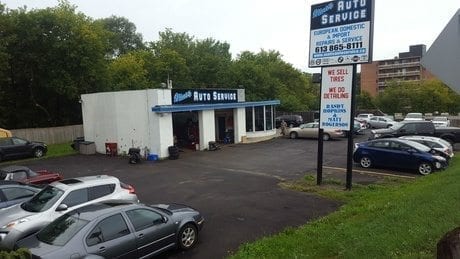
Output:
(56, 204), (68, 211)
(162, 216), (168, 223)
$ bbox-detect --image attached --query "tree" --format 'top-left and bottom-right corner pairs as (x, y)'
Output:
(375, 79), (460, 115)
(1, 1), (111, 128)
(95, 16), (145, 58)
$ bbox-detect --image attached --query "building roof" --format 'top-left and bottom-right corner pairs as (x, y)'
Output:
(151, 100), (280, 113)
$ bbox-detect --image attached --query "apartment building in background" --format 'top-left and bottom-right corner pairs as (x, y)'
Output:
(361, 44), (435, 96)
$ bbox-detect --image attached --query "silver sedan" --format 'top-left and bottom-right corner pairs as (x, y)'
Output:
(288, 122), (344, 141)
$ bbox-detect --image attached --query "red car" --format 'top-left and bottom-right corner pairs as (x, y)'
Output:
(0, 165), (62, 185)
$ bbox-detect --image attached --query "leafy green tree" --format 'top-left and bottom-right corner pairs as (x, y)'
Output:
(375, 79), (460, 114)
(108, 50), (152, 90)
(1, 1), (111, 128)
(356, 91), (376, 110)
(95, 15), (145, 57)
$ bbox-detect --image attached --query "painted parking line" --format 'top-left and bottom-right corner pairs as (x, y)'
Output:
(323, 166), (416, 179)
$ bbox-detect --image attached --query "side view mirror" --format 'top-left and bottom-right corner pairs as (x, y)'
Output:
(56, 204), (68, 211)
(162, 216), (168, 223)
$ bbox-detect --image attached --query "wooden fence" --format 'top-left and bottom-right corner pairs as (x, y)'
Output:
(11, 125), (83, 145)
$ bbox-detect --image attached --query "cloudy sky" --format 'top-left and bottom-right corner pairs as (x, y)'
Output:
(2, 0), (458, 72)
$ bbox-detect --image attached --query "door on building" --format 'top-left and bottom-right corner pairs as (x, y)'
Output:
(172, 112), (199, 149)
(218, 117), (226, 142)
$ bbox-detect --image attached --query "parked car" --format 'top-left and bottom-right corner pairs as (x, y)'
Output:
(399, 136), (454, 159)
(275, 115), (303, 128)
(354, 113), (374, 126)
(353, 138), (448, 175)
(403, 113), (424, 121)
(370, 121), (460, 145)
(431, 116), (450, 127)
(17, 201), (204, 258)
(288, 122), (344, 141)
(0, 137), (47, 162)
(0, 181), (41, 209)
(0, 175), (138, 250)
(367, 116), (396, 129)
(0, 165), (62, 185)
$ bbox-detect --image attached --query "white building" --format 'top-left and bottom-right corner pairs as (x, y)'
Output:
(81, 88), (279, 159)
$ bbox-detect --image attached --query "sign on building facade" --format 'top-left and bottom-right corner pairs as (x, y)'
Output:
(172, 89), (238, 104)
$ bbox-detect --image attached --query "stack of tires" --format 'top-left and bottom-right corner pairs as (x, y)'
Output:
(168, 146), (179, 160)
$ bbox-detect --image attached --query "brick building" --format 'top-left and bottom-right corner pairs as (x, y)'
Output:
(361, 44), (435, 96)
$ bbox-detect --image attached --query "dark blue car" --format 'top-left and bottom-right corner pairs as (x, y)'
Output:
(353, 138), (448, 175)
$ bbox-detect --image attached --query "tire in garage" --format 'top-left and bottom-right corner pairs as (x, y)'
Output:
(168, 146), (179, 160)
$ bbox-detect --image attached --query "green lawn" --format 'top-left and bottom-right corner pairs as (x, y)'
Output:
(45, 142), (78, 158)
(231, 156), (460, 258)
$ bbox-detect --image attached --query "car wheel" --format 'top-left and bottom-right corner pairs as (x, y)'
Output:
(34, 148), (44, 158)
(418, 162), (432, 176)
(387, 124), (392, 128)
(178, 223), (198, 250)
(365, 123), (371, 129)
(322, 133), (330, 141)
(289, 132), (298, 139)
(360, 156), (372, 168)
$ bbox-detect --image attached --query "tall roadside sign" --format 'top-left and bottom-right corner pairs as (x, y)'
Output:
(309, 0), (374, 190)
(309, 0), (374, 67)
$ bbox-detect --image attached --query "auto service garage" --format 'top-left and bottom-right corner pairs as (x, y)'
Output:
(81, 88), (279, 158)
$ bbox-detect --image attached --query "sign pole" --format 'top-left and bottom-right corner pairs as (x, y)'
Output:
(346, 64), (358, 190)
(317, 78), (323, 185)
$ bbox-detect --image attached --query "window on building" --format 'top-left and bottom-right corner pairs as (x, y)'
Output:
(265, 105), (273, 130)
(245, 107), (253, 132)
(254, 106), (264, 131)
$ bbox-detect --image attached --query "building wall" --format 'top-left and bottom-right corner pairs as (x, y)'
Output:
(360, 44), (437, 97)
(361, 61), (378, 96)
(81, 89), (173, 158)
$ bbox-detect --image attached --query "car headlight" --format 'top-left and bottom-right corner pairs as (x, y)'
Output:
(2, 218), (30, 229)
(432, 155), (446, 162)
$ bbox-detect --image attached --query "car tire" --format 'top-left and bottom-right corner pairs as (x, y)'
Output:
(360, 156), (372, 168)
(322, 133), (330, 141)
(418, 162), (432, 176)
(34, 148), (44, 158)
(365, 123), (371, 129)
(289, 132), (298, 139)
(387, 124), (392, 128)
(178, 223), (198, 250)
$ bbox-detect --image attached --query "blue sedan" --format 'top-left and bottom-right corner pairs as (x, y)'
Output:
(353, 138), (448, 175)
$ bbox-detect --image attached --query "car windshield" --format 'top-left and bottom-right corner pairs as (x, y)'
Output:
(389, 122), (403, 130)
(401, 140), (431, 152)
(21, 185), (64, 212)
(406, 113), (423, 119)
(37, 213), (89, 246)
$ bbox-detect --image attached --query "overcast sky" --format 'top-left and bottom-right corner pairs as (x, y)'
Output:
(2, 0), (459, 73)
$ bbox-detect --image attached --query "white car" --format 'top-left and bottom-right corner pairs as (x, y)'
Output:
(367, 116), (396, 129)
(403, 113), (424, 121)
(399, 135), (454, 159)
(431, 116), (450, 127)
(0, 175), (139, 250)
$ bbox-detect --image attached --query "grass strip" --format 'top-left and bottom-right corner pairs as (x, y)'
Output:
(231, 156), (460, 258)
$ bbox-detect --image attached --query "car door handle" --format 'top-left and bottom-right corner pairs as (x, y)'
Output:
(99, 246), (106, 253)
(138, 233), (144, 239)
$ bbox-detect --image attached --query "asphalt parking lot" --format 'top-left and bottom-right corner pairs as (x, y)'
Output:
(7, 130), (438, 258)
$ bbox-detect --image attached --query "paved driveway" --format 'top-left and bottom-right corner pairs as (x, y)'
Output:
(9, 131), (411, 258)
